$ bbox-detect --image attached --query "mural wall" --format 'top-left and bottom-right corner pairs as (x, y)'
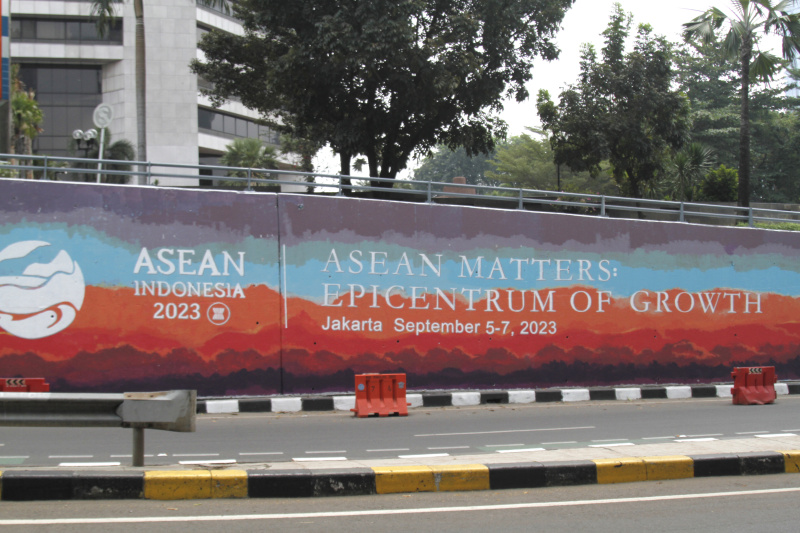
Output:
(2, 180), (799, 394)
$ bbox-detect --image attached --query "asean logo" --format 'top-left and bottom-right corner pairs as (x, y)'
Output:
(0, 240), (85, 339)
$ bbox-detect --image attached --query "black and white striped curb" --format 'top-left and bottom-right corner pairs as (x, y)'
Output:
(198, 382), (800, 414)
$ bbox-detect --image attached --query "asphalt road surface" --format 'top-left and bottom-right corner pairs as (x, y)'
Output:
(2, 396), (799, 467)
(1, 474), (799, 532)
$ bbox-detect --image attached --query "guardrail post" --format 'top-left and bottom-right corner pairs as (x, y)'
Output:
(43, 156), (49, 180)
(748, 208), (754, 227)
(426, 181), (432, 203)
(246, 168), (253, 191)
(679, 202), (685, 222)
(132, 425), (145, 467)
(147, 162), (153, 186)
(518, 189), (523, 210)
(601, 196), (607, 217)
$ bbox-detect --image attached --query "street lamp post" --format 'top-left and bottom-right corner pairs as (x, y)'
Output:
(72, 128), (97, 158)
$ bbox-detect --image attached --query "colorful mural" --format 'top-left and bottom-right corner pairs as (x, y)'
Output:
(0, 181), (282, 394)
(279, 195), (800, 392)
(1, 181), (799, 394)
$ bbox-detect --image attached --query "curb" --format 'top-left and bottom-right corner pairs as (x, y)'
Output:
(198, 383), (800, 414)
(2, 450), (799, 501)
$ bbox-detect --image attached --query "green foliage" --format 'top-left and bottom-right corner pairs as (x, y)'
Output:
(11, 65), (44, 159)
(667, 143), (716, 201)
(219, 138), (279, 185)
(698, 164), (738, 202)
(537, 4), (690, 199)
(69, 133), (135, 183)
(486, 129), (617, 194)
(193, 0), (575, 186)
(413, 146), (498, 187)
(739, 221), (800, 231)
(683, 0), (800, 207)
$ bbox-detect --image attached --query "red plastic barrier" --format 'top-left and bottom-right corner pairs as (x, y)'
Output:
(731, 367), (776, 405)
(0, 378), (50, 392)
(351, 373), (409, 418)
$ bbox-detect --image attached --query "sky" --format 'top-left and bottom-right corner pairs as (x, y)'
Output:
(312, 0), (787, 176)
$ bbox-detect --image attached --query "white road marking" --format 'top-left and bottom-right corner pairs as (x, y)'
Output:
(59, 462), (121, 467)
(367, 448), (410, 452)
(496, 448), (545, 453)
(0, 456), (29, 459)
(398, 453), (449, 459)
(239, 452), (284, 456)
(541, 441), (577, 445)
(111, 455), (154, 458)
(591, 439), (629, 443)
(589, 443), (634, 448)
(305, 450), (347, 454)
(428, 446), (469, 450)
(735, 431), (769, 435)
(415, 426), (594, 437)
(782, 429), (800, 432)
(179, 459), (237, 465)
(485, 444), (525, 447)
(173, 453), (220, 457)
(687, 434), (723, 437)
(5, 487), (800, 525)
(49, 455), (92, 459)
(755, 433), (797, 438)
(291, 457), (347, 462)
(675, 438), (717, 442)
(641, 436), (673, 440)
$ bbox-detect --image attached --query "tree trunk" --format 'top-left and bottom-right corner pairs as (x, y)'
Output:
(339, 152), (352, 196)
(738, 37), (752, 209)
(134, 0), (147, 185)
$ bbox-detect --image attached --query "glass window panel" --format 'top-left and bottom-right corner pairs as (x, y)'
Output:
(37, 68), (55, 94)
(80, 21), (98, 41)
(223, 114), (236, 135)
(66, 21), (81, 41)
(247, 121), (258, 139)
(210, 111), (223, 131)
(65, 69), (82, 94)
(235, 118), (247, 137)
(11, 20), (22, 40)
(198, 109), (213, 130)
(50, 107), (68, 135)
(108, 21), (123, 43)
(37, 20), (65, 40)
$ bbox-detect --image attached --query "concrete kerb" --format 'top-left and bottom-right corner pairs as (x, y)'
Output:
(198, 382), (800, 414)
(3, 443), (800, 501)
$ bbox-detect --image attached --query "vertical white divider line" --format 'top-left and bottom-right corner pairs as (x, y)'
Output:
(282, 244), (288, 328)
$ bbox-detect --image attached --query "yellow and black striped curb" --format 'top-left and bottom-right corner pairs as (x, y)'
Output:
(2, 451), (800, 501)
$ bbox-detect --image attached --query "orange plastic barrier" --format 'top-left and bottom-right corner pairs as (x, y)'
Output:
(0, 378), (50, 392)
(351, 373), (409, 418)
(731, 366), (776, 405)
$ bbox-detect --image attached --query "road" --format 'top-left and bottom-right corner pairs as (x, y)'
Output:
(1, 396), (798, 467)
(1, 474), (799, 532)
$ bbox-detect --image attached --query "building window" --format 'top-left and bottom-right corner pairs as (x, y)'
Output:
(11, 18), (123, 44)
(198, 107), (280, 145)
(17, 64), (103, 157)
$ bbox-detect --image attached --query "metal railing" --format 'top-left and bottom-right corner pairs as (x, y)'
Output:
(0, 389), (196, 466)
(2, 153), (800, 228)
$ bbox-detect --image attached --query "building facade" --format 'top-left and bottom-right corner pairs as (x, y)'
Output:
(10, 0), (302, 187)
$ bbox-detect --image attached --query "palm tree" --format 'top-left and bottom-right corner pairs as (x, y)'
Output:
(684, 0), (800, 208)
(670, 143), (715, 202)
(219, 137), (279, 186)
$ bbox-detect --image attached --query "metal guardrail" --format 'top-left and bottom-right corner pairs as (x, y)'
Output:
(2, 154), (800, 228)
(0, 389), (196, 466)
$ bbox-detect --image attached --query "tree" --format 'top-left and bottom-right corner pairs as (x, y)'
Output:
(683, 0), (800, 208)
(668, 142), (715, 202)
(193, 0), (576, 189)
(413, 146), (499, 187)
(698, 164), (739, 202)
(10, 65), (44, 179)
(537, 4), (690, 199)
(219, 137), (279, 185)
(485, 129), (617, 194)
(70, 135), (135, 183)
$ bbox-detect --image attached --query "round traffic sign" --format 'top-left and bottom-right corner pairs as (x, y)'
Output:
(93, 104), (114, 128)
